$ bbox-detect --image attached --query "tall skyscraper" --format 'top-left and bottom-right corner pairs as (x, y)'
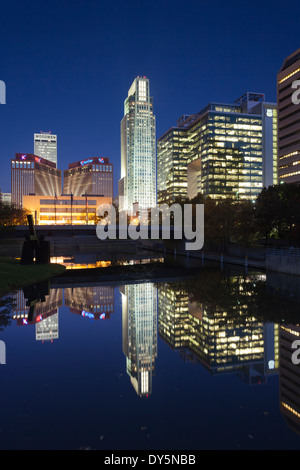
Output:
(63, 157), (113, 197)
(157, 115), (197, 205)
(34, 132), (57, 166)
(157, 92), (277, 203)
(11, 153), (61, 208)
(277, 48), (300, 183)
(119, 76), (156, 213)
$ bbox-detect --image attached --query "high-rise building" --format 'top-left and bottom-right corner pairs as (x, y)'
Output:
(63, 157), (113, 197)
(119, 76), (156, 213)
(157, 93), (277, 204)
(11, 153), (61, 208)
(34, 132), (57, 166)
(277, 48), (300, 183)
(157, 115), (195, 205)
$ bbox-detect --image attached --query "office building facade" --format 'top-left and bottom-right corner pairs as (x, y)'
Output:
(157, 93), (277, 203)
(119, 76), (156, 213)
(0, 191), (11, 205)
(63, 157), (113, 197)
(23, 194), (112, 225)
(34, 132), (58, 166)
(277, 48), (300, 183)
(279, 325), (300, 435)
(11, 153), (61, 208)
(157, 115), (195, 205)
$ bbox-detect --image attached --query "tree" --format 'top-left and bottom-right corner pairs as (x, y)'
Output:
(254, 185), (283, 245)
(0, 202), (29, 233)
(277, 182), (300, 242)
(233, 200), (257, 250)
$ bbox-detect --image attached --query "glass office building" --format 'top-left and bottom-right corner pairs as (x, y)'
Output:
(157, 115), (196, 205)
(157, 93), (277, 203)
(119, 76), (156, 213)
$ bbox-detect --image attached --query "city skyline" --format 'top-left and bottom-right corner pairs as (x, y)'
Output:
(2, 0), (300, 453)
(1, 0), (300, 197)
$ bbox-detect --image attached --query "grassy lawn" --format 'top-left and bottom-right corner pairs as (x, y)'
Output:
(0, 257), (66, 296)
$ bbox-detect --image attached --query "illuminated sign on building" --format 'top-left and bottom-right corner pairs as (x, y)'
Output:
(80, 159), (93, 166)
(81, 310), (94, 319)
(98, 158), (104, 163)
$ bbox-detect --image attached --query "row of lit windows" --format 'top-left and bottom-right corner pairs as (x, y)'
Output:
(280, 170), (300, 178)
(92, 165), (112, 172)
(12, 161), (34, 168)
(40, 199), (97, 205)
(278, 67), (300, 84)
(40, 208), (97, 213)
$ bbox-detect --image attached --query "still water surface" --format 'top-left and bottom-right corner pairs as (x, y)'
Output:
(1, 262), (300, 450)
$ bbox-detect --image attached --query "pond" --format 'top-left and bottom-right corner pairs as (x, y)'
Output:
(0, 262), (300, 450)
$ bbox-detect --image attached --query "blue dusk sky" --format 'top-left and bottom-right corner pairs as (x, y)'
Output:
(0, 0), (299, 196)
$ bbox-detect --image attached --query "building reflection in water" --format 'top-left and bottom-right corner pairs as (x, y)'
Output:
(11, 272), (300, 442)
(11, 284), (114, 343)
(157, 281), (279, 384)
(12, 283), (62, 342)
(120, 283), (157, 397)
(64, 285), (114, 320)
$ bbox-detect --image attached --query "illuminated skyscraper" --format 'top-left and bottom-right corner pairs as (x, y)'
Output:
(157, 93), (277, 203)
(119, 76), (156, 213)
(34, 132), (57, 166)
(157, 115), (193, 205)
(277, 48), (300, 183)
(11, 153), (61, 208)
(63, 157), (113, 197)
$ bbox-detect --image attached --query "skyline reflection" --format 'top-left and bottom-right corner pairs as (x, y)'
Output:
(2, 265), (300, 445)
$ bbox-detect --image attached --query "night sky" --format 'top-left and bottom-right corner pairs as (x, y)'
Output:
(0, 0), (299, 196)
